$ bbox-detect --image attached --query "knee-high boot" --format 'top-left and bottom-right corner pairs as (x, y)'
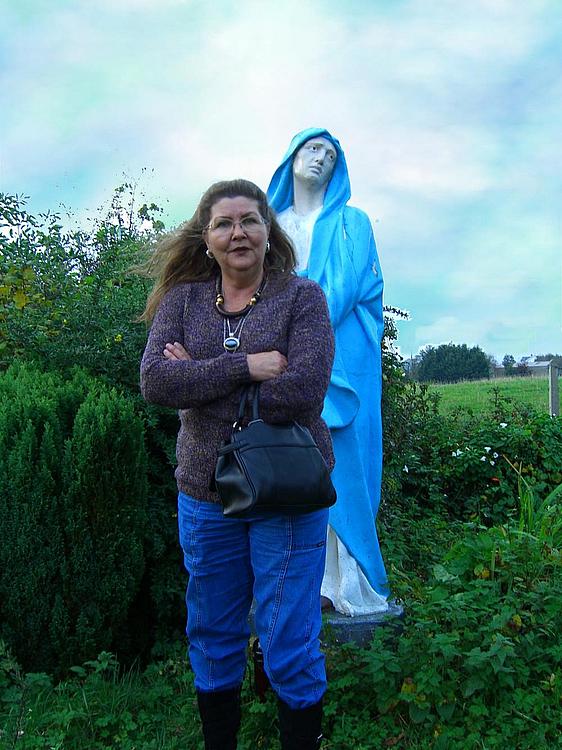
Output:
(196, 687), (241, 750)
(278, 698), (323, 749)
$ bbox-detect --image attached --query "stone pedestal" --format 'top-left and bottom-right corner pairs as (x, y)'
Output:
(321, 600), (404, 647)
(249, 599), (404, 648)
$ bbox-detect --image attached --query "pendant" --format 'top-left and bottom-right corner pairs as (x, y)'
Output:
(223, 336), (240, 352)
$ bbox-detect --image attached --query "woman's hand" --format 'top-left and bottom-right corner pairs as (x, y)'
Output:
(247, 351), (288, 381)
(164, 342), (191, 361)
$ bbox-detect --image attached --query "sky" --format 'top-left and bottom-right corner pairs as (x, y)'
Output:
(1, 0), (561, 362)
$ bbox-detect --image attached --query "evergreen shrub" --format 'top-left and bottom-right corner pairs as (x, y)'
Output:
(0, 364), (148, 674)
(0, 190), (187, 663)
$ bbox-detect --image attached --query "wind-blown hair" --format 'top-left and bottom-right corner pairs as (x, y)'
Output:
(139, 179), (296, 322)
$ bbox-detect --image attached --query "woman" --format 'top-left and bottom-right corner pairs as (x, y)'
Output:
(140, 179), (334, 750)
(268, 128), (389, 615)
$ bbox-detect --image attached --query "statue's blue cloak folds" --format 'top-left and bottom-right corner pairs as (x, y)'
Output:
(268, 127), (389, 596)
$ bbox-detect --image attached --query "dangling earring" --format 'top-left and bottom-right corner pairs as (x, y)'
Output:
(206, 248), (214, 259)
(265, 241), (270, 254)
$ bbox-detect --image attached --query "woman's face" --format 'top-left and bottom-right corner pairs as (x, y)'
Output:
(204, 196), (270, 280)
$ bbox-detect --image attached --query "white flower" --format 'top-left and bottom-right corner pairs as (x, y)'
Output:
(499, 423), (508, 428)
(480, 456), (487, 462)
(484, 447), (491, 453)
(490, 461), (495, 466)
(403, 465), (409, 473)
(452, 449), (463, 457)
(493, 452), (498, 459)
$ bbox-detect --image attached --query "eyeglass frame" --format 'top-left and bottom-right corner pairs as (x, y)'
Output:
(203, 214), (269, 236)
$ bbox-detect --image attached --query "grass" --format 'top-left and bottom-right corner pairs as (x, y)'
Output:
(428, 376), (552, 415)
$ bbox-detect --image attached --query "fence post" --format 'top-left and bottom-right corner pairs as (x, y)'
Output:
(549, 361), (560, 416)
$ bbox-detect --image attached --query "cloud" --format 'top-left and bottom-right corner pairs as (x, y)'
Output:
(1, 0), (560, 360)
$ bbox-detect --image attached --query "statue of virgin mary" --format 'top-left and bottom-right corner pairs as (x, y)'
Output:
(268, 128), (390, 616)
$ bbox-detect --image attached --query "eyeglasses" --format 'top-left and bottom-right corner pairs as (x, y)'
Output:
(205, 215), (267, 237)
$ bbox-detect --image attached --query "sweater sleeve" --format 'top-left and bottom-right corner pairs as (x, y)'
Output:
(257, 281), (334, 423)
(140, 285), (251, 408)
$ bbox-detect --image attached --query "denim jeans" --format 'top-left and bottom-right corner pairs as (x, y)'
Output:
(178, 492), (329, 709)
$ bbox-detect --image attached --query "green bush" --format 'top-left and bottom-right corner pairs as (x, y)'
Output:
(0, 364), (149, 675)
(1, 474), (561, 748)
(0, 189), (157, 393)
(381, 331), (562, 526)
(1, 190), (187, 659)
(328, 478), (562, 749)
(381, 314), (442, 512)
(396, 404), (562, 524)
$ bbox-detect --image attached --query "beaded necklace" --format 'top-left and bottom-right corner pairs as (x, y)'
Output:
(215, 275), (267, 353)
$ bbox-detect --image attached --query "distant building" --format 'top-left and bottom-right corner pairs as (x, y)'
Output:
(527, 361), (551, 378)
(494, 355), (559, 378)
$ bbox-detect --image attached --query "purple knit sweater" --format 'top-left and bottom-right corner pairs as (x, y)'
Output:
(140, 271), (335, 503)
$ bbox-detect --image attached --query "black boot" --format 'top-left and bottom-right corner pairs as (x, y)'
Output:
(196, 687), (241, 750)
(278, 698), (323, 749)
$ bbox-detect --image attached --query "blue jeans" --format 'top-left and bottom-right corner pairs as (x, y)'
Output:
(178, 492), (329, 709)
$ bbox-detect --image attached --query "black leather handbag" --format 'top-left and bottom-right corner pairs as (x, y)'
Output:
(214, 384), (337, 517)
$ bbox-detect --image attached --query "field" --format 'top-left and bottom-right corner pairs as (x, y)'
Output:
(429, 376), (552, 415)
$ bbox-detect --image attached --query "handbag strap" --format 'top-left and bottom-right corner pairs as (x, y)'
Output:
(250, 383), (261, 421)
(233, 384), (259, 430)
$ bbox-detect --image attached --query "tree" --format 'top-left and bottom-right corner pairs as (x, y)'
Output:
(513, 362), (530, 377)
(0, 365), (148, 674)
(416, 343), (491, 383)
(502, 354), (516, 375)
(486, 353), (498, 372)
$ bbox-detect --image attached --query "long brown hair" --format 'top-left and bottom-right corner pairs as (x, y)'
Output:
(139, 179), (296, 322)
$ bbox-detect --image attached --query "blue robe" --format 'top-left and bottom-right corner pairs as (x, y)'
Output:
(268, 128), (389, 596)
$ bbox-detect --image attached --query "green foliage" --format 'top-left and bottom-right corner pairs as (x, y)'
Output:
(381, 315), (441, 511)
(507, 457), (562, 548)
(381, 346), (562, 525)
(0, 644), (200, 750)
(1, 193), (560, 746)
(402, 403), (562, 524)
(0, 189), (187, 657)
(2, 476), (561, 749)
(325, 477), (562, 749)
(415, 342), (491, 383)
(381, 318), (558, 527)
(0, 189), (159, 392)
(0, 364), (149, 675)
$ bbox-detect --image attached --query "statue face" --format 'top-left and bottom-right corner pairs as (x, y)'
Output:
(292, 137), (337, 189)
